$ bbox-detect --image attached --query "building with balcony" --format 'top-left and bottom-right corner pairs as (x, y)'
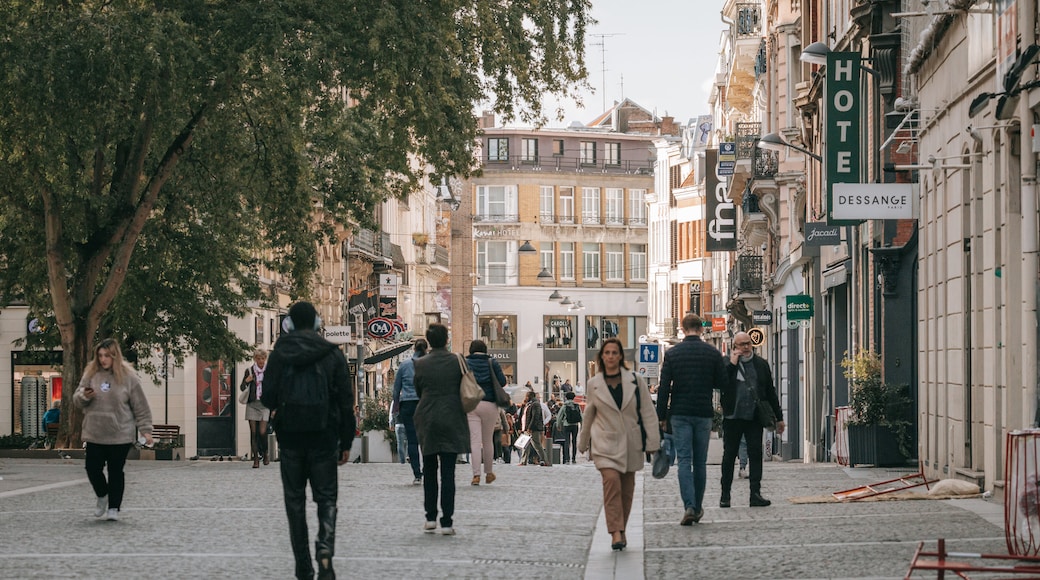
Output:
(464, 102), (676, 394)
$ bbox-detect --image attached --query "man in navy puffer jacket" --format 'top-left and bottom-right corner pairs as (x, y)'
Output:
(656, 313), (730, 526)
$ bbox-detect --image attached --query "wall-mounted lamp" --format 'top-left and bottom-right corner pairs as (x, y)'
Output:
(758, 132), (822, 162)
(548, 290), (563, 301)
(537, 267), (554, 280)
(635, 296), (645, 303)
(800, 41), (830, 66)
(518, 240), (537, 253)
(969, 44), (1039, 119)
(560, 296), (573, 306)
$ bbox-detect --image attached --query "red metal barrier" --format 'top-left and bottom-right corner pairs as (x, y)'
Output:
(835, 406), (851, 466)
(1005, 429), (1040, 556)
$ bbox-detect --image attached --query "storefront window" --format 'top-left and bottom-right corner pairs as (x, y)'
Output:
(543, 315), (576, 350)
(477, 314), (516, 349)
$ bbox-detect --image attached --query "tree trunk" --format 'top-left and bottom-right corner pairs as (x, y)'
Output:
(56, 320), (91, 449)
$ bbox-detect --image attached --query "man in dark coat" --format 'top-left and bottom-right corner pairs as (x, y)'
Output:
(656, 312), (730, 526)
(261, 301), (354, 580)
(720, 331), (784, 508)
(413, 323), (470, 535)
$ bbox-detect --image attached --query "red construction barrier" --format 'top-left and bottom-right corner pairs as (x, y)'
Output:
(1005, 429), (1040, 556)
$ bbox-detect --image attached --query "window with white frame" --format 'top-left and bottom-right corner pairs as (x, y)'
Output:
(582, 243), (600, 281)
(605, 244), (624, 281)
(605, 142), (621, 166)
(580, 141), (596, 165)
(476, 241), (512, 285)
(487, 138), (509, 162)
(560, 242), (575, 280)
(540, 242), (554, 277)
(628, 189), (647, 225)
(559, 186), (575, 224)
(476, 185), (518, 221)
(521, 138), (539, 163)
(581, 187), (600, 224)
(605, 188), (624, 225)
(540, 186), (555, 223)
(630, 244), (647, 280)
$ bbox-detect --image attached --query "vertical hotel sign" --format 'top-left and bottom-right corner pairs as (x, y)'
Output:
(826, 51), (861, 226)
(705, 148), (737, 251)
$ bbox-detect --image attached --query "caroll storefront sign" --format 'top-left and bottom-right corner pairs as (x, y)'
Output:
(786, 295), (814, 320)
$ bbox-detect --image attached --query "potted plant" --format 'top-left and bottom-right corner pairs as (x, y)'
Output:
(359, 388), (396, 463)
(842, 350), (912, 467)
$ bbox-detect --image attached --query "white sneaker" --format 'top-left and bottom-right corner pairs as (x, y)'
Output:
(106, 508), (119, 521)
(423, 521), (436, 533)
(94, 495), (108, 518)
(439, 527), (455, 536)
(738, 468), (748, 479)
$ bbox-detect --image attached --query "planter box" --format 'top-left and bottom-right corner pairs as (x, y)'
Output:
(847, 424), (907, 467)
(362, 431), (394, 463)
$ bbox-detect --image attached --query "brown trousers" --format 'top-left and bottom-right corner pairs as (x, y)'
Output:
(599, 468), (636, 534)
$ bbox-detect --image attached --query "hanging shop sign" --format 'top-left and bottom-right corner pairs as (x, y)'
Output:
(804, 222), (843, 247)
(826, 51), (863, 226)
(705, 148), (737, 252)
(786, 295), (814, 320)
(831, 183), (915, 220)
(366, 317), (404, 339)
(711, 317), (727, 332)
(752, 310), (773, 325)
(748, 327), (766, 347)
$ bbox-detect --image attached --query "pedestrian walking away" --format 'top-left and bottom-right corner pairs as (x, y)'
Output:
(656, 312), (731, 526)
(73, 338), (153, 522)
(240, 348), (271, 468)
(261, 301), (354, 580)
(720, 331), (785, 508)
(464, 340), (508, 486)
(413, 323), (470, 536)
(578, 338), (660, 551)
(555, 391), (582, 463)
(520, 391), (549, 466)
(392, 338), (428, 485)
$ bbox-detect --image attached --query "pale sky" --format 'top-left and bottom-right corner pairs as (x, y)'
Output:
(543, 0), (728, 128)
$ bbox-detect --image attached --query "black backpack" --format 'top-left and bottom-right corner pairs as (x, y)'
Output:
(565, 403), (581, 424)
(276, 362), (329, 432)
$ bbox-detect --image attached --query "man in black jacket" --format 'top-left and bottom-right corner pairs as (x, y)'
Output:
(720, 331), (784, 508)
(261, 301), (354, 580)
(656, 313), (729, 526)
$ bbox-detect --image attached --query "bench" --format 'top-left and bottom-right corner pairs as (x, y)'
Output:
(151, 424), (184, 448)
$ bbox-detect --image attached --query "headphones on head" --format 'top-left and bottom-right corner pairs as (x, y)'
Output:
(281, 313), (323, 333)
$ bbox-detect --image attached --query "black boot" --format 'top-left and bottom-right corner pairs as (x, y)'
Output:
(315, 504), (337, 579)
(288, 507), (313, 579)
(750, 492), (771, 507)
(719, 490), (731, 508)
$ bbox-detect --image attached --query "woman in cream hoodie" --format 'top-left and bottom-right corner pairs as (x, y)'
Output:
(73, 338), (153, 521)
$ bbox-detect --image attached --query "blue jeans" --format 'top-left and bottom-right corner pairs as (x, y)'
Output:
(670, 415), (713, 511)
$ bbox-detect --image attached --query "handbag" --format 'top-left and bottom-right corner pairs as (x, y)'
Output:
(513, 432), (532, 449)
(756, 399), (777, 432)
(500, 431), (511, 447)
(488, 360), (510, 407)
(652, 449), (670, 479)
(457, 354), (484, 413)
(238, 369), (252, 404)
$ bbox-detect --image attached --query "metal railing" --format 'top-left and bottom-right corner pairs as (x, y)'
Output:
(473, 213), (521, 223)
(350, 229), (392, 262)
(753, 147), (778, 179)
(736, 122), (761, 160)
(482, 154), (654, 175)
(735, 3), (761, 38)
(729, 253), (763, 296)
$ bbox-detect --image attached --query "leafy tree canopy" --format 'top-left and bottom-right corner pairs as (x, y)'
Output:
(0, 0), (590, 444)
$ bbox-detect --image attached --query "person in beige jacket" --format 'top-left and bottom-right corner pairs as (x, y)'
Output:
(578, 338), (660, 551)
(73, 338), (153, 521)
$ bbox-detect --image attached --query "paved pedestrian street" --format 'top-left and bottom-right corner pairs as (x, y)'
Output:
(0, 457), (1008, 579)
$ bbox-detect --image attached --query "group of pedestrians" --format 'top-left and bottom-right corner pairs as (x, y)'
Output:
(69, 303), (784, 576)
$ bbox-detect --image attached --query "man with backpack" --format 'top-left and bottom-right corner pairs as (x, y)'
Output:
(555, 391), (582, 464)
(262, 301), (354, 580)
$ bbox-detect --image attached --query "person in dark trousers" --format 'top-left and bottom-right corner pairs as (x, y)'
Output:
(720, 331), (784, 508)
(656, 312), (731, 526)
(555, 391), (582, 463)
(393, 338), (428, 485)
(413, 323), (470, 535)
(261, 301), (354, 580)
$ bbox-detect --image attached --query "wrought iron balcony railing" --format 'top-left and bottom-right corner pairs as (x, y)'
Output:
(735, 3), (761, 38)
(735, 122), (761, 160)
(349, 229), (392, 262)
(753, 147), (778, 179)
(483, 154), (654, 175)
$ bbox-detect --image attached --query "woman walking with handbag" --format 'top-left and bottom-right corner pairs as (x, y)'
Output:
(239, 348), (270, 468)
(464, 340), (509, 485)
(578, 337), (660, 551)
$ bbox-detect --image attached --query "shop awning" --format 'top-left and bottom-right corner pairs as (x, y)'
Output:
(363, 341), (413, 365)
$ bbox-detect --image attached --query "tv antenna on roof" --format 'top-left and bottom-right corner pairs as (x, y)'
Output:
(590, 33), (624, 113)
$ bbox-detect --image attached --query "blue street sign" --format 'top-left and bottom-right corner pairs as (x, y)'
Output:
(639, 344), (659, 364)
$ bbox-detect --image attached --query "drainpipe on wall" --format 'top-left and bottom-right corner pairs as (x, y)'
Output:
(1021, 2), (1038, 428)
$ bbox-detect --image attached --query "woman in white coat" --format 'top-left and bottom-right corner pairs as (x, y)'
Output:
(578, 337), (660, 551)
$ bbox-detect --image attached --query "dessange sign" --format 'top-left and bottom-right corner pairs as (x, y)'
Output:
(831, 183), (915, 220)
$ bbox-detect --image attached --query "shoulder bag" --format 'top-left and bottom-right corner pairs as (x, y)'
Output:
(238, 369), (252, 404)
(488, 360), (511, 407)
(457, 354), (484, 413)
(747, 362), (777, 432)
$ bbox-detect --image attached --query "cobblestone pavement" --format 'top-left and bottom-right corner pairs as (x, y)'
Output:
(0, 456), (1009, 579)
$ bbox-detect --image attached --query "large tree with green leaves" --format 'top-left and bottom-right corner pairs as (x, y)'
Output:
(0, 0), (590, 445)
